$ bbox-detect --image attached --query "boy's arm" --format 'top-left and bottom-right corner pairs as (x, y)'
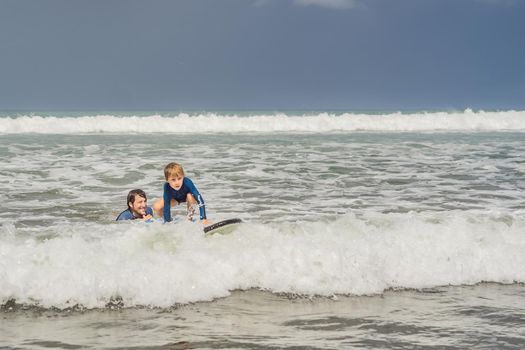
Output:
(185, 178), (206, 220)
(163, 183), (173, 222)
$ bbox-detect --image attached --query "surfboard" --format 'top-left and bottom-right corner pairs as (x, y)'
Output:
(203, 218), (243, 235)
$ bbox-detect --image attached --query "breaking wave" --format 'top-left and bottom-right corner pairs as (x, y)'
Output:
(1, 109), (524, 134)
(1, 210), (524, 309)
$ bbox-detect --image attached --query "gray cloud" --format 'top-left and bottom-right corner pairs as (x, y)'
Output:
(252, 0), (361, 10)
(293, 0), (360, 9)
(254, 0), (520, 10)
(474, 0), (519, 5)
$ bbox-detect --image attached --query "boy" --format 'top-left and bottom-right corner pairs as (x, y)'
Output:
(153, 162), (209, 224)
(116, 189), (154, 221)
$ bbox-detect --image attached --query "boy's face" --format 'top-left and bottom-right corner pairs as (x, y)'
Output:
(167, 174), (184, 190)
(129, 195), (147, 217)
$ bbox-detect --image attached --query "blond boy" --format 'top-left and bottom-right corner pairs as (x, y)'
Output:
(153, 163), (209, 224)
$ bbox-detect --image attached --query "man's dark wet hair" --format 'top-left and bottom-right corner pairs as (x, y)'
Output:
(127, 189), (147, 209)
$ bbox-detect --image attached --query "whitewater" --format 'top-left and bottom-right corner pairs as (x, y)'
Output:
(1, 211), (524, 309)
(1, 110), (525, 349)
(1, 109), (525, 134)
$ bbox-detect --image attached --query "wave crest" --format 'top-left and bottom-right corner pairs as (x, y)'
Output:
(1, 109), (524, 134)
(1, 211), (524, 309)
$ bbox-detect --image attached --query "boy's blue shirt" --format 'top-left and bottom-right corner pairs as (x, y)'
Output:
(163, 177), (206, 222)
(116, 207), (153, 221)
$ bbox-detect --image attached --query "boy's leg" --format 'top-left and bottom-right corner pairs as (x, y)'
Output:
(152, 198), (178, 217)
(152, 199), (164, 217)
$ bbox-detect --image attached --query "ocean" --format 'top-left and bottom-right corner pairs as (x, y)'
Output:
(1, 110), (524, 349)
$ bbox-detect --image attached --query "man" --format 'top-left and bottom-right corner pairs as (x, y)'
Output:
(116, 189), (154, 221)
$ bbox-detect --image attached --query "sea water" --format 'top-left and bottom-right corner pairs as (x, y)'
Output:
(1, 110), (524, 348)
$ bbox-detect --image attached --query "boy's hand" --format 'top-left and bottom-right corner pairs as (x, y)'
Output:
(142, 214), (153, 221)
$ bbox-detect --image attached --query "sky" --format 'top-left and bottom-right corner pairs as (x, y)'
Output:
(0, 0), (524, 111)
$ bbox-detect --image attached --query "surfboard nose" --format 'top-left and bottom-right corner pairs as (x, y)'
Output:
(204, 218), (243, 235)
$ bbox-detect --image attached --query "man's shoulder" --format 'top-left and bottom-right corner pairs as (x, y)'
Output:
(116, 209), (134, 221)
(146, 207), (153, 215)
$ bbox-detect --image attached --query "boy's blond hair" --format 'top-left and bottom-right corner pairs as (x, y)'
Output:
(164, 162), (185, 180)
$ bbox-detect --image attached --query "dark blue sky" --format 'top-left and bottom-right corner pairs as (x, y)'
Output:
(0, 0), (524, 111)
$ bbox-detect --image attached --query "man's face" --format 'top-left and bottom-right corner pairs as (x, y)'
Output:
(168, 174), (184, 191)
(129, 195), (147, 217)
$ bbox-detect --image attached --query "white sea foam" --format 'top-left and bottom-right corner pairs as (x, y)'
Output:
(1, 109), (524, 134)
(1, 211), (524, 309)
